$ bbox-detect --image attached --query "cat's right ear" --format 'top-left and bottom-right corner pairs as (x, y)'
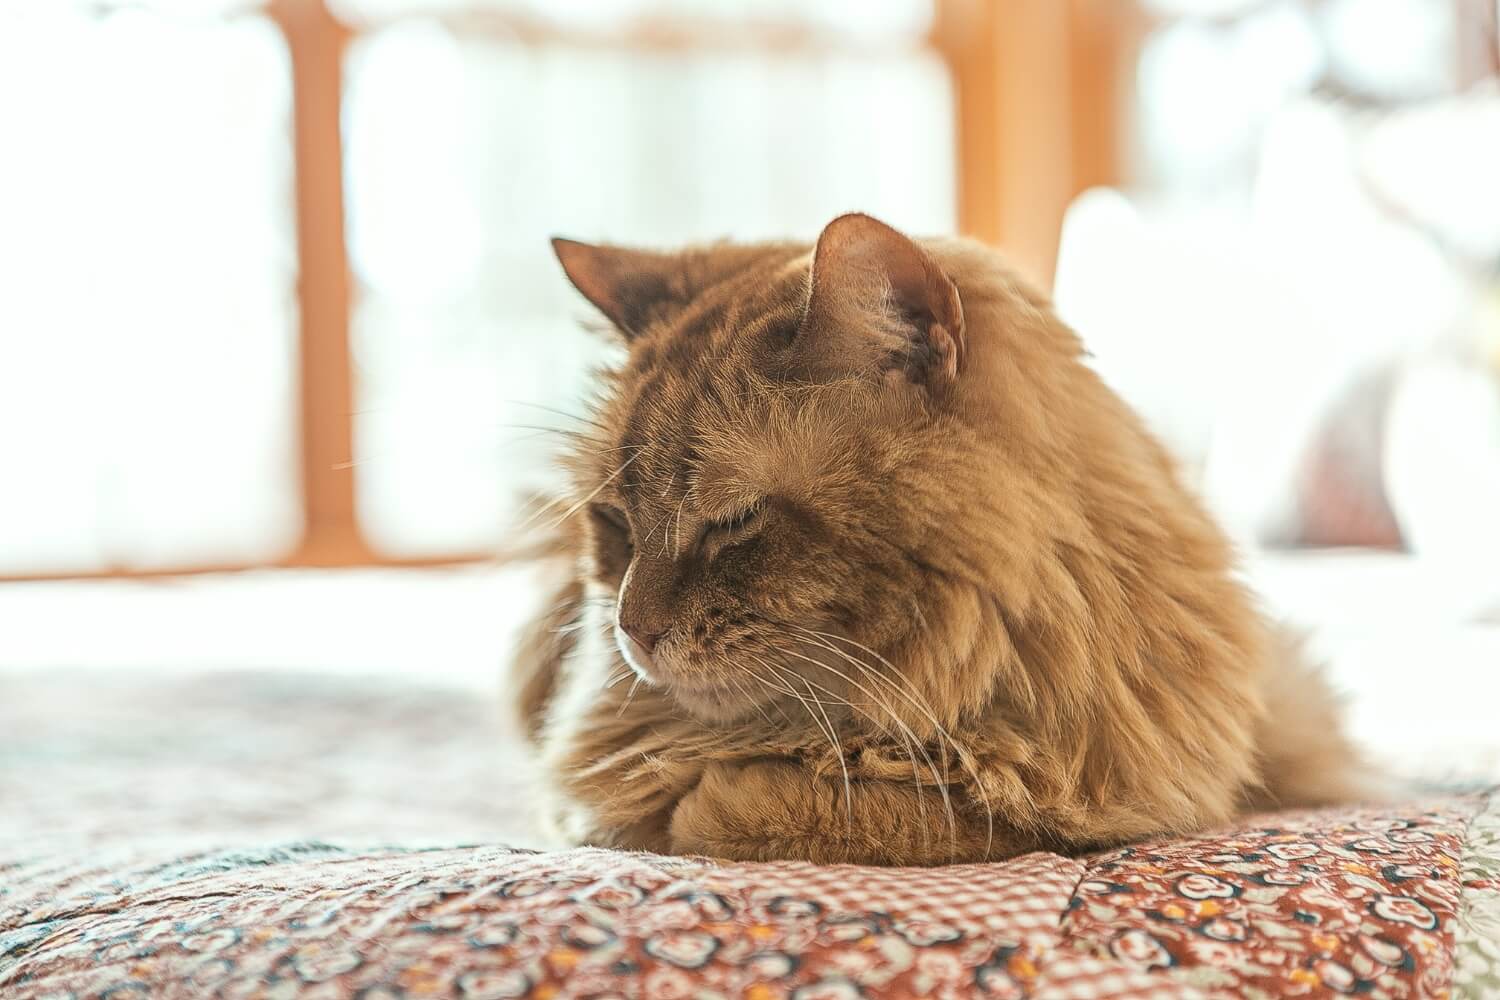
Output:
(797, 213), (965, 390)
(551, 238), (684, 340)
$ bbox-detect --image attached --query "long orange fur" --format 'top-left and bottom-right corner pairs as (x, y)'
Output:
(509, 213), (1377, 866)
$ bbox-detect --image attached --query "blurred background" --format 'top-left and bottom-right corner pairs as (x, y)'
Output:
(2, 0), (1497, 778)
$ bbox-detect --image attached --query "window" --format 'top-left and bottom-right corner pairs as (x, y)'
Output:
(0, 4), (297, 575)
(1, 0), (1127, 578)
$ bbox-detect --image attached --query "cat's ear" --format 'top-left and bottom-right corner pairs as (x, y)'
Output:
(551, 238), (685, 340)
(800, 213), (965, 386)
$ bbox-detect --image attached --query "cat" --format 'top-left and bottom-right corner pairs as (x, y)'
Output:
(508, 212), (1378, 866)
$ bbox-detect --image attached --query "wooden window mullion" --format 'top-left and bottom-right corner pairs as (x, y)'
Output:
(270, 0), (374, 567)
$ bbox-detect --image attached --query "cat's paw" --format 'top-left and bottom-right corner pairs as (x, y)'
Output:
(669, 759), (826, 862)
(669, 758), (928, 864)
(670, 758), (1014, 865)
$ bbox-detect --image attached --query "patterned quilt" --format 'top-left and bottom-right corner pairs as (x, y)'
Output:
(2, 672), (1496, 999)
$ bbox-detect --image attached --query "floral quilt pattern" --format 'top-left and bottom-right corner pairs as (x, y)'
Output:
(1454, 791), (1500, 998)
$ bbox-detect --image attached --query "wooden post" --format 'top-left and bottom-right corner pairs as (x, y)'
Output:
(269, 0), (376, 566)
(935, 0), (1132, 288)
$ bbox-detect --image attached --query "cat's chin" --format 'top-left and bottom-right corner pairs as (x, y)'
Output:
(616, 639), (771, 722)
(666, 683), (767, 723)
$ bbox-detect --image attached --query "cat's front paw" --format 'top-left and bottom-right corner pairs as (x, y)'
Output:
(670, 758), (923, 864)
(670, 758), (1013, 866)
(670, 759), (827, 863)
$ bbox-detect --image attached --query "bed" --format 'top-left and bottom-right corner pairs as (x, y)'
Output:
(3, 670), (1496, 999)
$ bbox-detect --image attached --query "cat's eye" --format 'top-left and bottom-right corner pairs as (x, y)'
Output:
(589, 503), (632, 542)
(699, 505), (761, 551)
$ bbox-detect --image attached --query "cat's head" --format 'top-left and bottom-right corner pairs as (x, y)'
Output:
(551, 213), (1052, 724)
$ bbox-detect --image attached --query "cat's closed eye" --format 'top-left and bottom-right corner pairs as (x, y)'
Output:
(589, 503), (631, 542)
(588, 503), (634, 581)
(699, 505), (761, 555)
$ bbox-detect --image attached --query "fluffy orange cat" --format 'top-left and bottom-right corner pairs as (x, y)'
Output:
(510, 212), (1376, 866)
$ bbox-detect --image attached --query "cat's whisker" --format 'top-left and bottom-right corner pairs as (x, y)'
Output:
(790, 628), (952, 754)
(743, 664), (846, 707)
(742, 660), (802, 699)
(646, 474), (683, 558)
(671, 490), (692, 556)
(745, 669), (796, 724)
(797, 670), (853, 823)
(616, 675), (644, 717)
(787, 628), (995, 858)
(789, 629), (957, 750)
(790, 628), (995, 859)
(794, 629), (945, 725)
(731, 675), (778, 728)
(512, 490), (569, 529)
(744, 665), (828, 734)
(525, 450), (644, 534)
(498, 422), (590, 440)
(770, 659), (948, 854)
(770, 643), (959, 852)
(505, 399), (607, 430)
(892, 720), (934, 852)
(638, 510), (669, 552)
(759, 661), (854, 824)
(747, 655), (834, 725)
(767, 669), (835, 759)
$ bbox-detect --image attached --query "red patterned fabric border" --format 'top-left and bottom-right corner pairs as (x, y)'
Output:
(0, 674), (1491, 999)
(2, 799), (1486, 999)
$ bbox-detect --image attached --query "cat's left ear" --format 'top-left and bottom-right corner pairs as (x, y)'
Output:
(551, 238), (685, 340)
(800, 213), (965, 387)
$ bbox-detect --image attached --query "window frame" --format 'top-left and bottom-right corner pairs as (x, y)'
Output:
(3, 0), (1130, 581)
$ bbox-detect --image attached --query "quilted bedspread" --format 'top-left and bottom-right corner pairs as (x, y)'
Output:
(2, 672), (1497, 1000)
